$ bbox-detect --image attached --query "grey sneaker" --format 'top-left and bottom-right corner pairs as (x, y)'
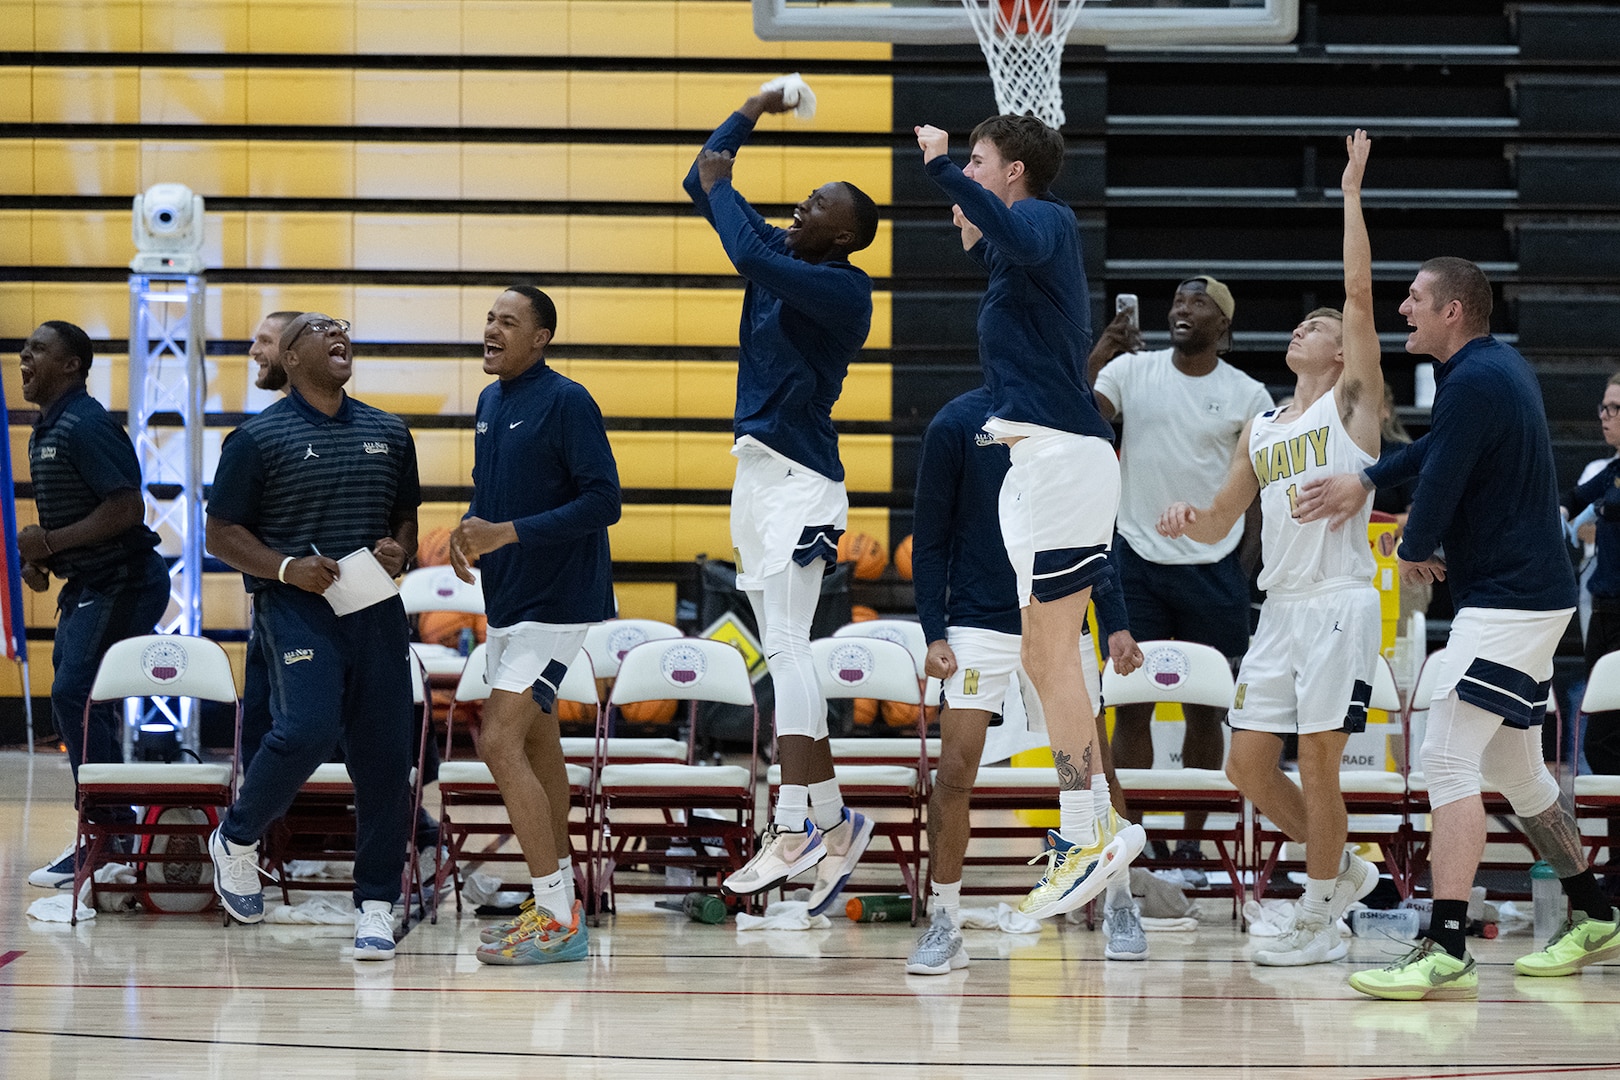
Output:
(1328, 852), (1378, 923)
(906, 908), (969, 975)
(1103, 902), (1149, 961)
(1253, 915), (1347, 967)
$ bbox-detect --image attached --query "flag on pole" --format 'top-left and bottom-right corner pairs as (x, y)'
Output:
(0, 374), (29, 662)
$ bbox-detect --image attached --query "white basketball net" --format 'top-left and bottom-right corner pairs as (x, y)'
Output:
(960, 0), (1088, 128)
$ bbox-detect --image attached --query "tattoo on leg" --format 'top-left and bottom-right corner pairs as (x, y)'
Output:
(1080, 745), (1093, 790)
(1519, 801), (1589, 878)
(1054, 750), (1078, 789)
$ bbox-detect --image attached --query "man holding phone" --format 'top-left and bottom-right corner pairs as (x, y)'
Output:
(1088, 278), (1273, 870)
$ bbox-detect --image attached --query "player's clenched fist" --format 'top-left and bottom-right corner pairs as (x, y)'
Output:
(1157, 501), (1198, 539)
(915, 125), (949, 163)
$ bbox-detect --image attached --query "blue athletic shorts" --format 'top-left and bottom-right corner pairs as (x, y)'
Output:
(1115, 535), (1250, 660)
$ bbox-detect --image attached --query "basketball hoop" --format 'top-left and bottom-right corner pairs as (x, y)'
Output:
(961, 0), (1087, 128)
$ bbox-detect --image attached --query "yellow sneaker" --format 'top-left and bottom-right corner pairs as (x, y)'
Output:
(1514, 913), (1620, 978)
(1018, 829), (1114, 921)
(1348, 939), (1477, 1001)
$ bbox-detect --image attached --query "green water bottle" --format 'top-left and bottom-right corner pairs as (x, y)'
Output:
(845, 894), (912, 922)
(681, 891), (728, 924)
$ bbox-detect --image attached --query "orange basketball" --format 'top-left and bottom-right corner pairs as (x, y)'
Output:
(838, 531), (888, 581)
(558, 699), (593, 723)
(418, 526), (454, 567)
(417, 610), (487, 649)
(893, 534), (913, 581)
(850, 604), (879, 623)
(853, 698), (878, 726)
(619, 699), (678, 724)
(881, 699), (939, 728)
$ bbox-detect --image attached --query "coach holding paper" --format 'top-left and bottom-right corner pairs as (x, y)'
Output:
(204, 313), (421, 960)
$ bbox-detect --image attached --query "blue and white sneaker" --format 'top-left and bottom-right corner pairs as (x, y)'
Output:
(723, 820), (825, 896)
(354, 900), (397, 960)
(29, 840), (82, 889)
(208, 826), (265, 924)
(807, 808), (875, 916)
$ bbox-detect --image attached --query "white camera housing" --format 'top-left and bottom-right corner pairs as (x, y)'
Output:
(130, 183), (206, 274)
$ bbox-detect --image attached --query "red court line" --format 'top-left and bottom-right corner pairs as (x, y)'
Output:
(1363, 1066), (1620, 1080)
(0, 951), (23, 969)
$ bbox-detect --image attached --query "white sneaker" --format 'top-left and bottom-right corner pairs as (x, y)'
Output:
(807, 809), (874, 915)
(208, 827), (265, 924)
(28, 839), (81, 889)
(1328, 852), (1378, 923)
(722, 821), (825, 896)
(1253, 915), (1347, 967)
(906, 908), (969, 975)
(354, 900), (397, 960)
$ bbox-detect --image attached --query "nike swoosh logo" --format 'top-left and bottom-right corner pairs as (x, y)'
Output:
(1578, 924), (1620, 951)
(1427, 961), (1472, 985)
(509, 421), (524, 429)
(77, 600), (94, 608)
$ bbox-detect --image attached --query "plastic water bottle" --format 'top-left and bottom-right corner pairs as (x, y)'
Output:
(665, 845), (697, 888)
(1351, 907), (1420, 939)
(680, 892), (727, 924)
(845, 895), (912, 922)
(457, 626), (474, 657)
(1531, 861), (1564, 943)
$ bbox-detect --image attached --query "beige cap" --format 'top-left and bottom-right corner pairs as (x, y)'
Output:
(1187, 275), (1235, 321)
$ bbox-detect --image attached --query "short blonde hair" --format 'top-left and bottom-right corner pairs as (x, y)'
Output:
(1304, 306), (1343, 344)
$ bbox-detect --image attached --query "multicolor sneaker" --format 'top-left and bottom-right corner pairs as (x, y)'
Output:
(807, 808), (875, 915)
(1103, 901), (1149, 961)
(906, 907), (969, 975)
(1513, 912), (1620, 977)
(476, 900), (589, 965)
(1328, 851), (1378, 923)
(722, 821), (825, 896)
(1348, 939), (1477, 1000)
(479, 897), (537, 944)
(28, 840), (82, 889)
(353, 900), (397, 961)
(1018, 824), (1135, 922)
(1253, 915), (1346, 967)
(208, 827), (265, 924)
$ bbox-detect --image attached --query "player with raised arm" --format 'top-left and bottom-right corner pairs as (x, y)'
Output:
(916, 115), (1143, 921)
(684, 84), (882, 910)
(1159, 132), (1382, 967)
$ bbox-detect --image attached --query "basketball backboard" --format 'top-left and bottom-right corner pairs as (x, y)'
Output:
(752, 0), (1298, 46)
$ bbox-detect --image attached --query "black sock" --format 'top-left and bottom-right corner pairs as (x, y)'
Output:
(1561, 869), (1617, 923)
(1427, 899), (1469, 959)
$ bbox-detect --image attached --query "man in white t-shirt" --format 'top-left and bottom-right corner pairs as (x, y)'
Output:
(1089, 277), (1273, 866)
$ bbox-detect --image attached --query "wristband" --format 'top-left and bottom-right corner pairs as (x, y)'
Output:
(277, 556), (294, 583)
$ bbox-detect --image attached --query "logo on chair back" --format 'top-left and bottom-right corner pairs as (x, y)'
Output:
(660, 643), (706, 688)
(141, 640), (188, 685)
(828, 643), (875, 688)
(864, 626), (906, 650)
(608, 626), (648, 662)
(1143, 646), (1190, 690)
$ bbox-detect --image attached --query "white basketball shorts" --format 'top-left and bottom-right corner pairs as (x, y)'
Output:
(730, 440), (848, 591)
(997, 430), (1119, 607)
(1230, 584), (1381, 736)
(485, 620), (592, 710)
(1428, 605), (1576, 728)
(942, 624), (1102, 725)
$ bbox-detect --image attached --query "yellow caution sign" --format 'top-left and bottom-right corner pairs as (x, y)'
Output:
(701, 613), (767, 683)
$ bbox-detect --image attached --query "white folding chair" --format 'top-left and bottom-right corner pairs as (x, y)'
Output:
(1576, 651), (1620, 868)
(73, 635), (242, 922)
(433, 643), (599, 917)
(1102, 639), (1245, 913)
(582, 618), (683, 680)
(399, 565), (484, 679)
(596, 638), (758, 914)
(830, 619), (942, 764)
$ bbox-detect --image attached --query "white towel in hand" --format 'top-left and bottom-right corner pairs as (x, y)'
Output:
(735, 899), (832, 931)
(958, 903), (1042, 934)
(759, 73), (817, 120)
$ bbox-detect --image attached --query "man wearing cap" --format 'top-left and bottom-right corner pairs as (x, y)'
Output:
(1088, 278), (1274, 868)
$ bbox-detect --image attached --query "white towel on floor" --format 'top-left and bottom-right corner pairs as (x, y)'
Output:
(958, 904), (1042, 934)
(1140, 916), (1200, 932)
(266, 894), (357, 925)
(735, 899), (832, 931)
(27, 894), (94, 922)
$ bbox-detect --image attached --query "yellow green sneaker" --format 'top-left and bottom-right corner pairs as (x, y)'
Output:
(1018, 829), (1109, 921)
(1348, 939), (1477, 1001)
(1514, 913), (1620, 978)
(479, 896), (536, 944)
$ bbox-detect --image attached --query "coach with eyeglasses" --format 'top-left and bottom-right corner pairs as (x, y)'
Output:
(203, 313), (421, 960)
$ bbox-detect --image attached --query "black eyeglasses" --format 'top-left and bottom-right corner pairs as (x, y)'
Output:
(285, 318), (351, 350)
(1600, 404), (1620, 418)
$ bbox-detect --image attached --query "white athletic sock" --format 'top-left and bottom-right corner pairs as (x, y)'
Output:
(1300, 876), (1335, 924)
(532, 869), (571, 922)
(1058, 790), (1099, 847)
(1105, 874), (1133, 911)
(1091, 773), (1112, 822)
(774, 784), (811, 831)
(808, 777), (845, 832)
(558, 856), (576, 907)
(930, 879), (962, 924)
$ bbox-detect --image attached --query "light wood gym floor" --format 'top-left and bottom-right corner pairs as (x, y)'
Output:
(2, 750), (1617, 1079)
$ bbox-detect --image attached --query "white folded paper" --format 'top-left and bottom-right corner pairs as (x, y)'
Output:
(322, 547), (400, 616)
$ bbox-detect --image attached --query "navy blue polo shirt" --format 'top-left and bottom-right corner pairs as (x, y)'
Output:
(684, 111), (874, 482)
(208, 389), (420, 593)
(29, 386), (160, 589)
(913, 387), (1129, 645)
(468, 362), (619, 627)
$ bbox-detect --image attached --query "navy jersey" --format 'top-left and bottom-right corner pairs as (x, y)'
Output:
(684, 111), (873, 482)
(1368, 336), (1576, 611)
(209, 389), (420, 593)
(913, 387), (1129, 645)
(924, 156), (1113, 442)
(28, 387), (160, 589)
(468, 363), (619, 626)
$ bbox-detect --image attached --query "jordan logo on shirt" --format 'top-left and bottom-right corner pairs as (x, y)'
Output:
(303, 444), (319, 460)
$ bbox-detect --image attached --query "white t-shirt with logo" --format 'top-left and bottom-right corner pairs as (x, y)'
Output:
(1093, 347), (1274, 565)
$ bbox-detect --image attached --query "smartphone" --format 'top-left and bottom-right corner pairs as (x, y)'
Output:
(1115, 293), (1139, 329)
